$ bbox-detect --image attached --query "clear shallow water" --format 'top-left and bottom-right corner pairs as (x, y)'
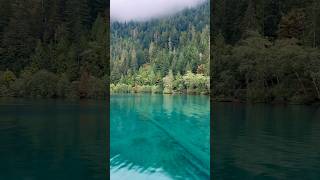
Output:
(213, 103), (320, 180)
(0, 98), (107, 180)
(110, 94), (210, 180)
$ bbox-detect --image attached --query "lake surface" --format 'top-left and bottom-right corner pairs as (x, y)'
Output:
(0, 98), (107, 180)
(213, 103), (320, 179)
(110, 94), (210, 180)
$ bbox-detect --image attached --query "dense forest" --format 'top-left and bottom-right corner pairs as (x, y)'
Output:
(0, 0), (108, 99)
(212, 0), (320, 104)
(110, 2), (210, 94)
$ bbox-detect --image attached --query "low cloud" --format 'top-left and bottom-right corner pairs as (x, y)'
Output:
(111, 0), (205, 22)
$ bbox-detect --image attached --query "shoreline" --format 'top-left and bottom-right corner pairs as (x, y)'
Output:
(211, 97), (320, 106)
(2, 95), (319, 106)
(111, 92), (210, 96)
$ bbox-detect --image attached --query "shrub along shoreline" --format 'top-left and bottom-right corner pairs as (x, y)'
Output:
(212, 32), (320, 105)
(0, 69), (108, 99)
(0, 68), (210, 99)
(110, 70), (210, 95)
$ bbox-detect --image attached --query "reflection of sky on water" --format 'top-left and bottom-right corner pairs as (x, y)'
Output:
(111, 155), (172, 180)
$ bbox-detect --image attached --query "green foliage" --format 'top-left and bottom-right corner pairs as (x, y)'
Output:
(211, 0), (320, 104)
(0, 70), (16, 87)
(110, 83), (132, 93)
(213, 0), (320, 47)
(87, 76), (105, 98)
(110, 3), (210, 95)
(0, 69), (108, 99)
(56, 74), (71, 98)
(27, 70), (58, 98)
(0, 0), (108, 99)
(163, 70), (174, 94)
(0, 70), (16, 97)
(110, 69), (209, 95)
(212, 33), (320, 103)
(183, 71), (210, 94)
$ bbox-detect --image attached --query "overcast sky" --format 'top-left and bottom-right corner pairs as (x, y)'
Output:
(111, 0), (205, 22)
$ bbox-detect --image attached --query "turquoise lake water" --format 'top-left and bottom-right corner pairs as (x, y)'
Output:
(0, 99), (107, 180)
(213, 103), (320, 179)
(1, 97), (318, 179)
(110, 94), (210, 180)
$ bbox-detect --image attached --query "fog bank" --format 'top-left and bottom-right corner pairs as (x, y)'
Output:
(111, 0), (205, 22)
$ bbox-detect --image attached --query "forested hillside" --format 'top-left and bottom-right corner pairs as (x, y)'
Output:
(212, 0), (320, 104)
(0, 0), (108, 99)
(110, 2), (210, 94)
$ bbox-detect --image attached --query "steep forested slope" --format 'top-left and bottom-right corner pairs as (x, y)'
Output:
(212, 0), (320, 104)
(0, 0), (108, 98)
(110, 2), (210, 94)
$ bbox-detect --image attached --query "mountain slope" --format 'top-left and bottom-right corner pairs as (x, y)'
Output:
(110, 2), (210, 94)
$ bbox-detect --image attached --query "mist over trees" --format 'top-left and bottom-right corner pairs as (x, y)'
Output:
(212, 0), (320, 104)
(110, 0), (205, 22)
(0, 0), (108, 99)
(110, 2), (210, 94)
